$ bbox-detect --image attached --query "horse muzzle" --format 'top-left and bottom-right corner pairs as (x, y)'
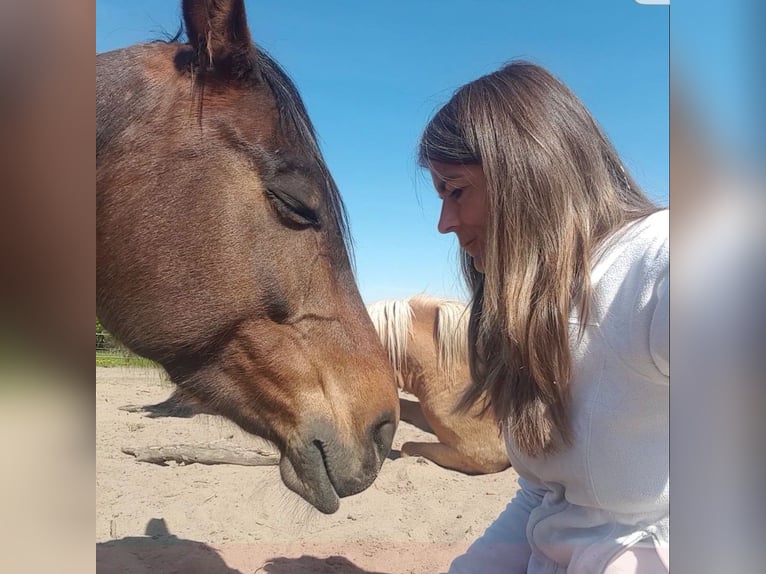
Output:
(278, 413), (396, 514)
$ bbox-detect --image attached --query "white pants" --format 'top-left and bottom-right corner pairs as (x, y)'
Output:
(604, 546), (669, 573)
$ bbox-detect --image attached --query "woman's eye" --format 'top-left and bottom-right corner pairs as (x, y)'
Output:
(449, 187), (464, 199)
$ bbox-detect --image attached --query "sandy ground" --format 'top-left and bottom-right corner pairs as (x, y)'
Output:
(96, 367), (519, 573)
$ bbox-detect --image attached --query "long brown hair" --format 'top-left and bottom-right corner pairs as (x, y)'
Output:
(419, 61), (659, 456)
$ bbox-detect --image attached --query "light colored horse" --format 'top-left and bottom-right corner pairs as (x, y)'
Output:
(367, 295), (510, 474)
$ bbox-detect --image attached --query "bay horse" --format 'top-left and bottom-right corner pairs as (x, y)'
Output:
(131, 295), (509, 474)
(367, 296), (510, 474)
(96, 0), (399, 514)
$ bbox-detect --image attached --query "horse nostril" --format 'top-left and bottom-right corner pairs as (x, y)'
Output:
(372, 415), (396, 461)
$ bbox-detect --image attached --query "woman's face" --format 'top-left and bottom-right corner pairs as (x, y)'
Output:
(429, 161), (489, 272)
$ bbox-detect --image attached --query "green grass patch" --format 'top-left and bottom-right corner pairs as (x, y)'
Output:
(96, 352), (159, 368)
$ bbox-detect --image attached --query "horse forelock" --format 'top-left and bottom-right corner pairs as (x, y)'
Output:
(366, 299), (414, 373)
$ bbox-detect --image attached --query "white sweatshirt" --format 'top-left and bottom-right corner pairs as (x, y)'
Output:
(449, 210), (669, 573)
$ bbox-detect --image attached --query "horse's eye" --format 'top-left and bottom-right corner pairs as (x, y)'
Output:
(265, 170), (321, 228)
(266, 188), (320, 228)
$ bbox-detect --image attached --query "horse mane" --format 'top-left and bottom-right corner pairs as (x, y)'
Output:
(367, 296), (469, 383)
(251, 48), (352, 258)
(366, 299), (413, 374)
(431, 298), (470, 377)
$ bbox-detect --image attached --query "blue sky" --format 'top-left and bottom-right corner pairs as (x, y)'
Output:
(671, 0), (759, 164)
(97, 0), (669, 304)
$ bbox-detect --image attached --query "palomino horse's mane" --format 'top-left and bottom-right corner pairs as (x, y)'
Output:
(366, 295), (469, 383)
(366, 299), (412, 374)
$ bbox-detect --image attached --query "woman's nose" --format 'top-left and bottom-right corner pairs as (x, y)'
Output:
(437, 201), (457, 234)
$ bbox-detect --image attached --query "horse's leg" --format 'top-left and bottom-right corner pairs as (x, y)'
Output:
(118, 398), (197, 418)
(400, 441), (487, 474)
(141, 397), (199, 418)
(119, 390), (207, 418)
(399, 398), (433, 433)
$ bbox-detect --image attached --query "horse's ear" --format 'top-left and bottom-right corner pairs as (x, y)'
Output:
(182, 0), (255, 75)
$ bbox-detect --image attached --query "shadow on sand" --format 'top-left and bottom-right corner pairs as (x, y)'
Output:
(98, 518), (392, 574)
(258, 555), (387, 574)
(96, 518), (243, 574)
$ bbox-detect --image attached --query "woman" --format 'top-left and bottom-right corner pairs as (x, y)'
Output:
(419, 61), (669, 573)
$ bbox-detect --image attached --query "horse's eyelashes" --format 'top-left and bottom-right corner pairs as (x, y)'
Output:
(266, 188), (320, 228)
(265, 170), (322, 228)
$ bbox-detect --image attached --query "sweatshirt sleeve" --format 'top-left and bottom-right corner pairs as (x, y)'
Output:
(447, 476), (546, 574)
(650, 257), (670, 378)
